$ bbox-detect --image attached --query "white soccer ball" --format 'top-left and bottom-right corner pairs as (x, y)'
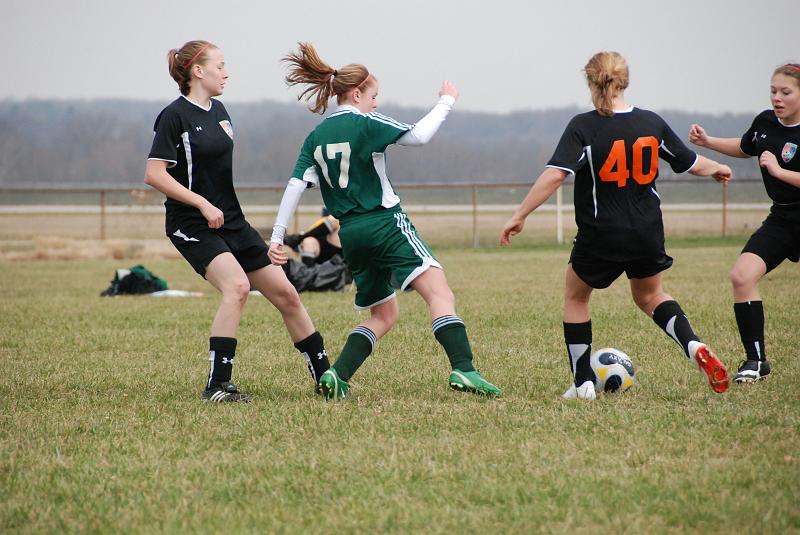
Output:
(590, 348), (635, 393)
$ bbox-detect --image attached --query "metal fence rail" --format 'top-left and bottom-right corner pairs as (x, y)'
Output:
(0, 179), (769, 245)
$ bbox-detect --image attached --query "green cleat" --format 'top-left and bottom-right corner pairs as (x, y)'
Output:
(319, 368), (349, 400)
(449, 369), (501, 397)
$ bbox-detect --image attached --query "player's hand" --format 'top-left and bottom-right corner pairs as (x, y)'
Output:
(712, 164), (732, 184)
(268, 242), (288, 265)
(500, 217), (525, 246)
(688, 124), (709, 147)
(200, 201), (224, 229)
(439, 80), (459, 101)
(759, 151), (781, 177)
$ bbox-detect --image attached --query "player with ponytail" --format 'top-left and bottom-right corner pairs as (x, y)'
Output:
(269, 43), (501, 400)
(501, 51), (733, 399)
(145, 40), (330, 402)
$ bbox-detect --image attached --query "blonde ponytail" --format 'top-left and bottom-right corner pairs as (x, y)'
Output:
(584, 51), (629, 117)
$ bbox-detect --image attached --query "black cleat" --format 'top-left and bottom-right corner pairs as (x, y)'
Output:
(734, 360), (771, 383)
(201, 382), (251, 403)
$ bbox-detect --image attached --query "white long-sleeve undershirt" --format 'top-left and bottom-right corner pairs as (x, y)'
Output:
(270, 178), (306, 244)
(396, 95), (455, 146)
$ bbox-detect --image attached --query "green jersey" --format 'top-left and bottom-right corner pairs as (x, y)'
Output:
(291, 105), (412, 220)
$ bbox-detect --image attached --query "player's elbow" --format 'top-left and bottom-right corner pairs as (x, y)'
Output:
(397, 130), (427, 147)
(144, 169), (162, 189)
(543, 167), (568, 185)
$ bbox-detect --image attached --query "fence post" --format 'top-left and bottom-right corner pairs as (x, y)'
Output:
(721, 182), (728, 238)
(472, 184), (479, 248)
(556, 184), (563, 244)
(99, 190), (106, 240)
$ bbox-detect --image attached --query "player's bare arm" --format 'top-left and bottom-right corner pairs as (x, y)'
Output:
(144, 159), (224, 228)
(760, 151), (800, 187)
(500, 167), (567, 245)
(688, 124), (748, 158)
(688, 155), (732, 184)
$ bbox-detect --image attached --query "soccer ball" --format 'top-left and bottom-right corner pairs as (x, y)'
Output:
(590, 348), (635, 393)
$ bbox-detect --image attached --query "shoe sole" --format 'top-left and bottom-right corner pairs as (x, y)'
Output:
(319, 382), (339, 400)
(694, 346), (730, 394)
(734, 373), (769, 384)
(319, 373), (347, 400)
(202, 393), (251, 403)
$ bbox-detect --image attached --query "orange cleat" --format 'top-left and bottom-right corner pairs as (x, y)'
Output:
(694, 344), (730, 394)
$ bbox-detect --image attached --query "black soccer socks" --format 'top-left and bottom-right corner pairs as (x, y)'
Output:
(734, 301), (766, 361)
(208, 336), (237, 388)
(652, 300), (700, 360)
(564, 321), (594, 386)
(294, 331), (330, 385)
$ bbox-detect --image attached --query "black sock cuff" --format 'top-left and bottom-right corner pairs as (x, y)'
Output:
(734, 301), (765, 343)
(652, 300), (683, 329)
(563, 321), (592, 344)
(734, 300), (763, 314)
(294, 331), (323, 351)
(210, 336), (237, 354)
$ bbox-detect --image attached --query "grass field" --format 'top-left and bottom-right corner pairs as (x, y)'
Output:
(1, 240), (798, 533)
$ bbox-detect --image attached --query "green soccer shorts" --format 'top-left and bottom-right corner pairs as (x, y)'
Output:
(338, 208), (442, 310)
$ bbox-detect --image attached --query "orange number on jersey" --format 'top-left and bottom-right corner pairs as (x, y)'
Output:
(632, 136), (659, 185)
(598, 136), (660, 188)
(598, 139), (629, 187)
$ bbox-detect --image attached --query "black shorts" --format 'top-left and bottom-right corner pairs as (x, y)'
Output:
(742, 213), (800, 273)
(168, 222), (269, 277)
(569, 247), (674, 289)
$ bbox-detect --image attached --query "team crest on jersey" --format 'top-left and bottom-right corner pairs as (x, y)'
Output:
(781, 142), (797, 163)
(219, 120), (233, 140)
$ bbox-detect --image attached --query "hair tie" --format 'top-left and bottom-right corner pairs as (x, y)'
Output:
(333, 70), (338, 77)
(784, 63), (800, 72)
(183, 43), (210, 70)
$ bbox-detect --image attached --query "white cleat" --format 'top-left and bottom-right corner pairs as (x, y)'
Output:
(562, 381), (596, 400)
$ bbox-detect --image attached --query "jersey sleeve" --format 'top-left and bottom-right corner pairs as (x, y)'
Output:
(546, 116), (587, 175)
(365, 113), (412, 153)
(291, 133), (320, 188)
(148, 107), (182, 167)
(658, 121), (697, 173)
(739, 113), (763, 157)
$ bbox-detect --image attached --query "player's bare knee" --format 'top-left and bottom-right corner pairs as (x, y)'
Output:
(372, 305), (398, 330)
(565, 290), (590, 306)
(223, 279), (250, 308)
(275, 285), (303, 312)
(730, 266), (755, 292)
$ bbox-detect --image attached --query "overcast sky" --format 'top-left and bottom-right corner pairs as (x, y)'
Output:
(3, 0), (796, 115)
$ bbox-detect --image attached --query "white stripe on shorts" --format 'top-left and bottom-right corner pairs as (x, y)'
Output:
(394, 213), (430, 259)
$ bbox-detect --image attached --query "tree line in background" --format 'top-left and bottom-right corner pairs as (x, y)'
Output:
(0, 99), (759, 188)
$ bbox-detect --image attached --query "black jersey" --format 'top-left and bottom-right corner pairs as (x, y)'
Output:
(547, 107), (697, 261)
(148, 96), (245, 232)
(740, 110), (800, 223)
